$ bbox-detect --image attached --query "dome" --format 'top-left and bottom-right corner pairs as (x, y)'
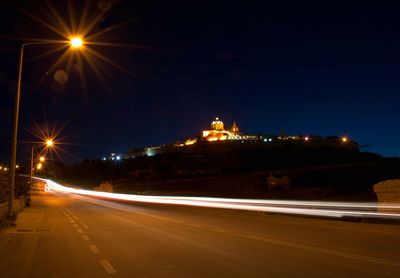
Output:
(211, 117), (224, 131)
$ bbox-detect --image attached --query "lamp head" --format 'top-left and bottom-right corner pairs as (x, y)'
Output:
(70, 37), (83, 48)
(46, 139), (54, 147)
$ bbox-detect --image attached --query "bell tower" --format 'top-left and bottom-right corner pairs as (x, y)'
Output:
(231, 121), (239, 133)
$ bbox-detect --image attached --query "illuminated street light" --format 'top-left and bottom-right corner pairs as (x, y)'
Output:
(8, 36), (84, 217)
(70, 37), (83, 48)
(342, 137), (348, 143)
(46, 139), (54, 147)
(28, 139), (55, 206)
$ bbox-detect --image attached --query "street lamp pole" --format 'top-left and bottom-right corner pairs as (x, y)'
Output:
(8, 43), (25, 218)
(28, 145), (37, 207)
(30, 146), (34, 195)
(28, 144), (50, 206)
(8, 39), (82, 217)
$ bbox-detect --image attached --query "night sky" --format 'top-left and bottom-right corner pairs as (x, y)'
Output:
(1, 1), (400, 164)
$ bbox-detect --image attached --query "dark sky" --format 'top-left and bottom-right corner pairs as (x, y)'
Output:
(1, 0), (400, 164)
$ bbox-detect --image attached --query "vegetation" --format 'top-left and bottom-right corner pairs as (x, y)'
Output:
(0, 173), (29, 203)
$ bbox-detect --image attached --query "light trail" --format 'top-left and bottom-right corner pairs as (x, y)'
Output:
(36, 177), (400, 220)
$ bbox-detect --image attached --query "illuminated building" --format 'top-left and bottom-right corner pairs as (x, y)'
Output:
(117, 117), (358, 160)
(202, 118), (239, 141)
(202, 118), (252, 141)
(211, 117), (224, 131)
(184, 138), (197, 145)
(231, 121), (239, 133)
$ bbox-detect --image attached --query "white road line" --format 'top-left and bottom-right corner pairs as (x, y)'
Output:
(82, 235), (90, 241)
(88, 245), (100, 254)
(100, 260), (116, 274)
(77, 228), (83, 233)
(63, 206), (89, 229)
(74, 217), (89, 229)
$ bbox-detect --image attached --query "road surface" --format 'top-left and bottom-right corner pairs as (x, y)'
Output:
(0, 190), (399, 277)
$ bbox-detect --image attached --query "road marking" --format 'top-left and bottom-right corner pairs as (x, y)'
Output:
(70, 220), (75, 223)
(77, 228), (83, 233)
(100, 260), (116, 274)
(82, 235), (90, 241)
(73, 224), (78, 228)
(88, 245), (100, 254)
(75, 218), (89, 229)
(62, 206), (89, 229)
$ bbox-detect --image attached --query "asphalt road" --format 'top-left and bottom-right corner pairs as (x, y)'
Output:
(1, 191), (400, 278)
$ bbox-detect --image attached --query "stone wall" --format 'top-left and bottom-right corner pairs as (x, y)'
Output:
(94, 182), (114, 193)
(373, 179), (400, 213)
(0, 197), (26, 221)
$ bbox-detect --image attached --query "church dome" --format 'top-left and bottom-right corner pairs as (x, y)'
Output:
(211, 117), (224, 131)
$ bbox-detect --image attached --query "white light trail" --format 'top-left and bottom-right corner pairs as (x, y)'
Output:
(35, 177), (400, 220)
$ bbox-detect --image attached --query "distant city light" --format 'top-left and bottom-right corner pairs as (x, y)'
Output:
(342, 137), (348, 143)
(37, 163), (42, 170)
(39, 156), (45, 162)
(103, 157), (106, 161)
(116, 156), (121, 160)
(304, 136), (309, 141)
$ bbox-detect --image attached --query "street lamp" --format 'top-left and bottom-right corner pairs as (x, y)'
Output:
(70, 37), (83, 48)
(46, 139), (54, 147)
(28, 139), (55, 205)
(8, 38), (83, 217)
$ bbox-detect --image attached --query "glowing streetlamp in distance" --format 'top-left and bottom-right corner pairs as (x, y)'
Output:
(341, 137), (348, 143)
(46, 139), (54, 147)
(39, 156), (45, 162)
(70, 37), (84, 48)
(37, 163), (42, 170)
